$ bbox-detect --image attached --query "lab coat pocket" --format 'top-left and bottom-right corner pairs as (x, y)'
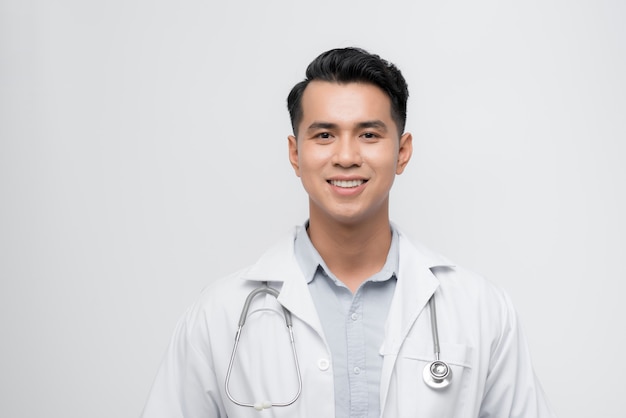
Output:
(389, 338), (473, 418)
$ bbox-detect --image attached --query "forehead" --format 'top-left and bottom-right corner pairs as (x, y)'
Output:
(299, 81), (393, 125)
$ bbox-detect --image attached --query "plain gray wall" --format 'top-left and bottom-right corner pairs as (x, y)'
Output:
(1, 0), (625, 416)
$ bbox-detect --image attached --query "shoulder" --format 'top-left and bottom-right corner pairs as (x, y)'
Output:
(434, 263), (514, 318)
(396, 226), (513, 311)
(183, 228), (300, 326)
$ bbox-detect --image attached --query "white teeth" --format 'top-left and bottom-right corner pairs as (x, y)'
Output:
(330, 179), (364, 188)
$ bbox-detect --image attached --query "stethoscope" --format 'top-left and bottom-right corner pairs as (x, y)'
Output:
(225, 286), (302, 411)
(225, 284), (451, 411)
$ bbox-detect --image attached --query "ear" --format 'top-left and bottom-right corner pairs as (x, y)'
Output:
(396, 132), (413, 175)
(288, 135), (301, 177)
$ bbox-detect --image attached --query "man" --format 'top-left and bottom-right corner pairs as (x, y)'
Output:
(142, 47), (555, 417)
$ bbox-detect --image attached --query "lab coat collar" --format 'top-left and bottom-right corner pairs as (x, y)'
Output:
(240, 225), (454, 281)
(382, 231), (454, 349)
(239, 226), (325, 338)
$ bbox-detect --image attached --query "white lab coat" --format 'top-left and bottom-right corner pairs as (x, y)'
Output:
(142, 227), (555, 417)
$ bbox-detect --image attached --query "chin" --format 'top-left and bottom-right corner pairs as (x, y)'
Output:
(325, 210), (380, 227)
(310, 199), (388, 227)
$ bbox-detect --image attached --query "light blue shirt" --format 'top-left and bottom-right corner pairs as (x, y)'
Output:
(294, 224), (398, 418)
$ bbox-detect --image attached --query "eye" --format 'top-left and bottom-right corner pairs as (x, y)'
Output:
(361, 132), (380, 140)
(315, 132), (333, 140)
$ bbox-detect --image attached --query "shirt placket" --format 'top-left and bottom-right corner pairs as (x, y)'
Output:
(346, 291), (367, 418)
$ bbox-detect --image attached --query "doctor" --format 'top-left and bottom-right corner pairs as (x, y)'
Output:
(142, 47), (555, 417)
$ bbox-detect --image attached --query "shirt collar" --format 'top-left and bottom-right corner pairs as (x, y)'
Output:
(294, 221), (400, 285)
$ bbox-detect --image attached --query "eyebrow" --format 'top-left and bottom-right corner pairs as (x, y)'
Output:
(306, 122), (338, 132)
(306, 120), (388, 132)
(356, 120), (388, 132)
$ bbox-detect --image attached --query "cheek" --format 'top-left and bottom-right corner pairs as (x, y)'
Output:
(296, 156), (322, 186)
(298, 147), (331, 171)
(365, 148), (399, 173)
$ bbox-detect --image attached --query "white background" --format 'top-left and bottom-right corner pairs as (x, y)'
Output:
(1, 0), (625, 417)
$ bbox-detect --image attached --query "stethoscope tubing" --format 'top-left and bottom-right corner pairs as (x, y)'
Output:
(429, 296), (442, 361)
(225, 285), (303, 410)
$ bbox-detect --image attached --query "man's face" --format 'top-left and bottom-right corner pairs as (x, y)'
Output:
(288, 81), (412, 226)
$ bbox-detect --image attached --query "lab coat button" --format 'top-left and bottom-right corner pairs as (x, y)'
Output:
(353, 366), (361, 374)
(318, 358), (330, 371)
(350, 312), (358, 321)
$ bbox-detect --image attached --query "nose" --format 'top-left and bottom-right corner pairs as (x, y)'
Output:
(332, 136), (362, 168)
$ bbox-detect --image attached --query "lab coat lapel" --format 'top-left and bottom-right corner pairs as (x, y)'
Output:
(240, 228), (325, 338)
(379, 233), (452, 413)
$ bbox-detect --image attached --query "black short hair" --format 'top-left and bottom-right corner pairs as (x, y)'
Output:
(287, 47), (409, 136)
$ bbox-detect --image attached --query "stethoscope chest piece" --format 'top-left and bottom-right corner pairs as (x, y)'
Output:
(423, 360), (452, 389)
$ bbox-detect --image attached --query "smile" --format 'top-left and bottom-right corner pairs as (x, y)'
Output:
(328, 179), (366, 188)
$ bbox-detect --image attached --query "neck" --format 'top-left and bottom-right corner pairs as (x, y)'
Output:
(307, 212), (392, 293)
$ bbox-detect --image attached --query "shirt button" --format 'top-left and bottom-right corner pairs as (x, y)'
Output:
(318, 358), (330, 371)
(350, 312), (358, 321)
(353, 366), (361, 374)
